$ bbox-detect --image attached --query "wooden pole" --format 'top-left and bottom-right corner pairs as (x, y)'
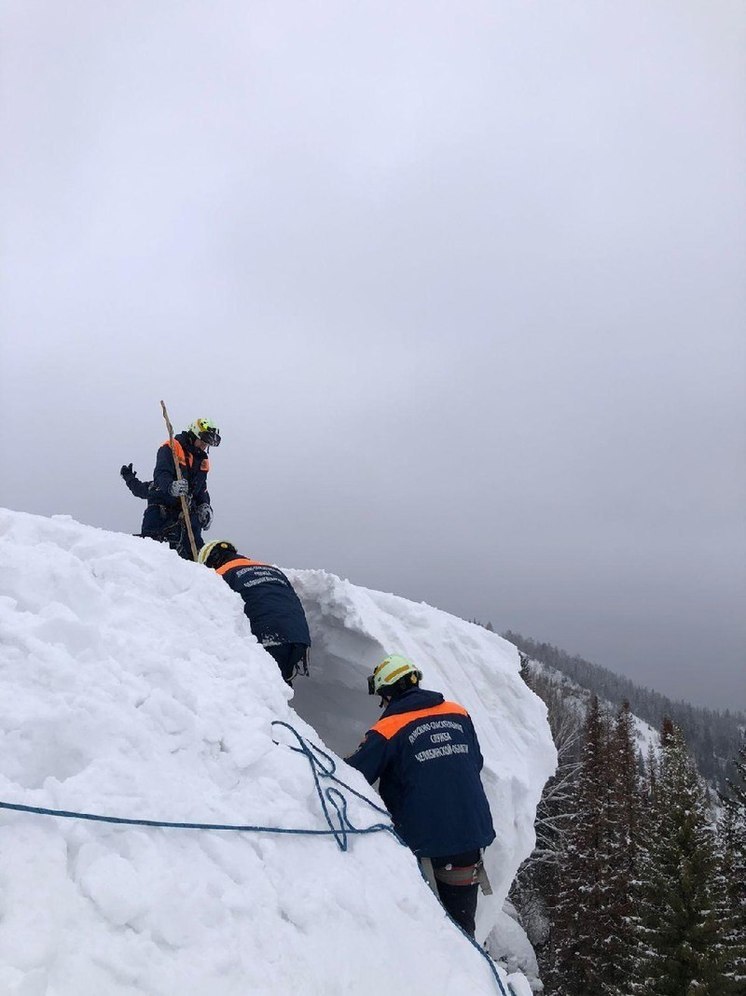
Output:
(160, 400), (199, 562)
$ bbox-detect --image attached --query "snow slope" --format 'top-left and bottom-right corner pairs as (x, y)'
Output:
(529, 658), (659, 755)
(0, 509), (555, 995)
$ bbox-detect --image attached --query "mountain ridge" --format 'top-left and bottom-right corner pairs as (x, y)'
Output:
(502, 630), (744, 790)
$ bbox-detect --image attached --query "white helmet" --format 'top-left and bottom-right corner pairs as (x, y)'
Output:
(367, 654), (422, 696)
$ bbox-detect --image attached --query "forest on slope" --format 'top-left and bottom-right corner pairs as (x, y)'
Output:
(505, 648), (746, 994)
(503, 631), (744, 790)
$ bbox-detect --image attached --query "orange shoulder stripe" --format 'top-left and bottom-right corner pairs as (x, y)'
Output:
(161, 438), (191, 468)
(216, 557), (269, 576)
(372, 701), (469, 741)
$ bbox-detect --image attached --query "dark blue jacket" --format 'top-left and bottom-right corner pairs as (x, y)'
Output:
(346, 688), (495, 858)
(123, 474), (153, 500)
(150, 432), (211, 511)
(217, 557), (311, 648)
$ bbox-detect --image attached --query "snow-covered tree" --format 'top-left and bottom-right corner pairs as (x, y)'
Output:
(531, 696), (647, 995)
(548, 696), (614, 995)
(601, 702), (642, 992)
(632, 720), (729, 994)
(512, 659), (582, 956)
(717, 739), (746, 989)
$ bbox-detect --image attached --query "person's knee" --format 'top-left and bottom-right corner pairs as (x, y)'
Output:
(436, 882), (479, 936)
(278, 653), (296, 684)
(264, 645), (293, 683)
(140, 508), (161, 537)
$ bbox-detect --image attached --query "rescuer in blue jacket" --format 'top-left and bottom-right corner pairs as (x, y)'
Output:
(198, 539), (311, 685)
(139, 418), (220, 559)
(346, 654), (495, 936)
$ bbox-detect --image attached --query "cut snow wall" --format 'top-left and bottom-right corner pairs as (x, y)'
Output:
(287, 568), (557, 940)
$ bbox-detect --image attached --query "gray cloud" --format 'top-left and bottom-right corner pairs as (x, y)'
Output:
(2, 0), (744, 708)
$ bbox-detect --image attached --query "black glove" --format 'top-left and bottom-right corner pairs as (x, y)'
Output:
(169, 479), (189, 498)
(120, 463), (135, 482)
(197, 503), (213, 530)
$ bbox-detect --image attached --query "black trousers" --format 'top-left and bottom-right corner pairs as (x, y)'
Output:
(140, 506), (203, 560)
(432, 849), (481, 937)
(264, 643), (308, 684)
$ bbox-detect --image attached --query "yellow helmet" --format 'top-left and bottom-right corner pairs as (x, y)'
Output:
(367, 654), (422, 696)
(187, 418), (221, 447)
(197, 540), (235, 566)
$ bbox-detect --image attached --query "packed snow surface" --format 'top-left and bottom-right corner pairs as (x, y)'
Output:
(0, 509), (555, 995)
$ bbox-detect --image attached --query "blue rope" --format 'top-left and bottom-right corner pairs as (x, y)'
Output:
(273, 727), (513, 994)
(270, 720), (394, 852)
(0, 721), (508, 994)
(460, 925), (510, 996)
(0, 722), (392, 851)
(414, 861), (510, 996)
(0, 800), (388, 840)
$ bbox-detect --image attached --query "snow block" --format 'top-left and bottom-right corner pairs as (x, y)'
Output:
(0, 509), (555, 995)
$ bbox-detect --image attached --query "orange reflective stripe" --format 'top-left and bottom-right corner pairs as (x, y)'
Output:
(215, 557), (269, 576)
(161, 438), (192, 468)
(372, 701), (469, 741)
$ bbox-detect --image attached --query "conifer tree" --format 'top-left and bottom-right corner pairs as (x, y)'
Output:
(548, 696), (614, 995)
(602, 701), (642, 992)
(726, 740), (746, 810)
(511, 658), (582, 964)
(718, 740), (746, 989)
(632, 720), (729, 994)
(627, 739), (661, 996)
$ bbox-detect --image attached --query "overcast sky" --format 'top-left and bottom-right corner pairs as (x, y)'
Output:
(2, 1), (744, 710)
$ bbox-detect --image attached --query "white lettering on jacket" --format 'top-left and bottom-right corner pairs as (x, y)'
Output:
(408, 719), (464, 745)
(414, 743), (469, 762)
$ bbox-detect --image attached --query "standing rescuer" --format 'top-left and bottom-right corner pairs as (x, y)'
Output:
(140, 418), (220, 559)
(346, 654), (495, 937)
(197, 540), (311, 685)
